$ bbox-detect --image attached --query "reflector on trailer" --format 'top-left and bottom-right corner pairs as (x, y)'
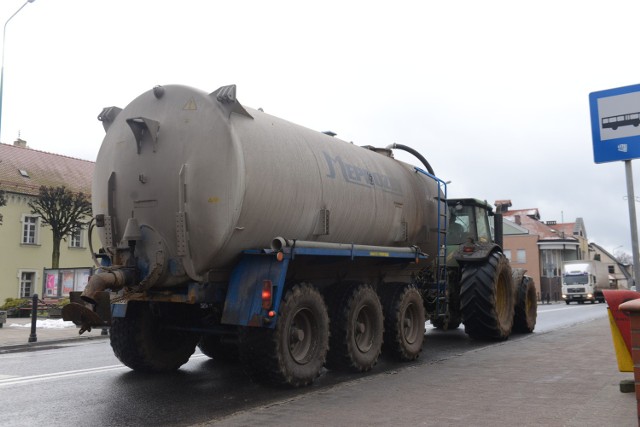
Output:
(262, 280), (273, 310)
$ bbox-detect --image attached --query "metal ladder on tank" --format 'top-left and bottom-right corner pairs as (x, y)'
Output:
(414, 167), (449, 317)
(434, 179), (448, 316)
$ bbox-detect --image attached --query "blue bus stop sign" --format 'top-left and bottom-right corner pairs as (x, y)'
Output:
(589, 83), (640, 163)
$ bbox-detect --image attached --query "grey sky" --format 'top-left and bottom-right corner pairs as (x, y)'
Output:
(1, 0), (639, 256)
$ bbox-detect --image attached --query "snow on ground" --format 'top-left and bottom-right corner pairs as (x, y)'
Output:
(9, 319), (75, 329)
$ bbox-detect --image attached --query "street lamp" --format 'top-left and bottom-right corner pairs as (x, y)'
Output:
(0, 0), (36, 143)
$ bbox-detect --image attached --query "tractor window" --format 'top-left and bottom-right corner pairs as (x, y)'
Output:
(449, 204), (476, 244)
(475, 207), (492, 243)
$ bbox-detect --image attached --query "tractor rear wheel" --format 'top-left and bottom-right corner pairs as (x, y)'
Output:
(460, 252), (515, 340)
(512, 276), (537, 333)
(110, 302), (199, 372)
(238, 283), (329, 387)
(326, 283), (384, 372)
(381, 284), (425, 361)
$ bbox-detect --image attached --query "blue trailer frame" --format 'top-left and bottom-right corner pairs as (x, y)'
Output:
(221, 246), (428, 328)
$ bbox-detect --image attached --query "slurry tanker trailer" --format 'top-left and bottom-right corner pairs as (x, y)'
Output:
(64, 84), (537, 387)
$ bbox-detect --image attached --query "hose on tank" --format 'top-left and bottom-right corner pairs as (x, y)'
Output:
(386, 143), (435, 176)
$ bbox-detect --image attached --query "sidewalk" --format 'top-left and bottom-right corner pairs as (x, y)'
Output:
(209, 316), (638, 427)
(0, 316), (108, 352)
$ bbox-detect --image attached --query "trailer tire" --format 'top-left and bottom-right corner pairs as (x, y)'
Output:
(512, 276), (537, 333)
(238, 283), (329, 387)
(198, 335), (239, 362)
(326, 283), (384, 372)
(110, 302), (198, 372)
(381, 284), (425, 361)
(460, 252), (515, 340)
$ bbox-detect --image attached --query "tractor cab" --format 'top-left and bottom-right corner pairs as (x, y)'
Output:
(446, 198), (496, 246)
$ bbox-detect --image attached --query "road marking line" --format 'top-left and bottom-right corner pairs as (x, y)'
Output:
(0, 365), (127, 387)
(0, 354), (207, 387)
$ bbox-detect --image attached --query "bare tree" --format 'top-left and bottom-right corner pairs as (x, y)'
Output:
(614, 249), (633, 266)
(29, 186), (92, 268)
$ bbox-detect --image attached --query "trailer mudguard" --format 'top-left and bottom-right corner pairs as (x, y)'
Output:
(221, 253), (289, 328)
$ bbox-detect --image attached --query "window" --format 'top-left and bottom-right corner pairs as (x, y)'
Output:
(608, 265), (615, 274)
(449, 204), (475, 245)
(19, 271), (35, 298)
(516, 249), (526, 264)
(21, 215), (39, 244)
(69, 227), (84, 248)
(474, 207), (492, 243)
(541, 249), (562, 277)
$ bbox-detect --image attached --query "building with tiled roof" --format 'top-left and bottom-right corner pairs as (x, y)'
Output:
(497, 199), (590, 302)
(0, 139), (93, 196)
(0, 140), (96, 304)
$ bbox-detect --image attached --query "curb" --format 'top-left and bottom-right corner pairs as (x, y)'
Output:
(0, 333), (109, 354)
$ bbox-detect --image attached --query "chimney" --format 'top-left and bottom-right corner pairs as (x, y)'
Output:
(494, 199), (512, 213)
(13, 138), (27, 148)
(514, 215), (521, 225)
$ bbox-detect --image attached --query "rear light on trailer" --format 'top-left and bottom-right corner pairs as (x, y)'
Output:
(262, 280), (273, 310)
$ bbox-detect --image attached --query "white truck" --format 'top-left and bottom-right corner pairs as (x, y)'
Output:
(561, 260), (611, 304)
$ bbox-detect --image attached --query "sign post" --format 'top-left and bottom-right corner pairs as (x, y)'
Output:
(624, 160), (640, 288)
(590, 84), (640, 286)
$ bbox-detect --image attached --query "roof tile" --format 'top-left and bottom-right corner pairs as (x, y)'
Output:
(0, 143), (93, 196)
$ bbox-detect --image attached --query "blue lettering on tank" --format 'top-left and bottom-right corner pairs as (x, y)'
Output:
(323, 151), (403, 195)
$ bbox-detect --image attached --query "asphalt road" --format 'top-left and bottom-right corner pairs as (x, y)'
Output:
(0, 303), (610, 427)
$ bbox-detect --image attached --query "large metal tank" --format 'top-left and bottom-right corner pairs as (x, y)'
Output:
(93, 85), (440, 288)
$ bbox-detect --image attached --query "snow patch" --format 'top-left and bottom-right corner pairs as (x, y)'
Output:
(9, 319), (76, 329)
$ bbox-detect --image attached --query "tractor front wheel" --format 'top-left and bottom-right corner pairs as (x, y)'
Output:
(513, 276), (537, 333)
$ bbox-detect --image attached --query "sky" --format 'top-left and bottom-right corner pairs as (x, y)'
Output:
(1, 0), (640, 257)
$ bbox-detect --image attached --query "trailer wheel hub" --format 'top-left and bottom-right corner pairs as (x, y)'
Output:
(291, 327), (305, 343)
